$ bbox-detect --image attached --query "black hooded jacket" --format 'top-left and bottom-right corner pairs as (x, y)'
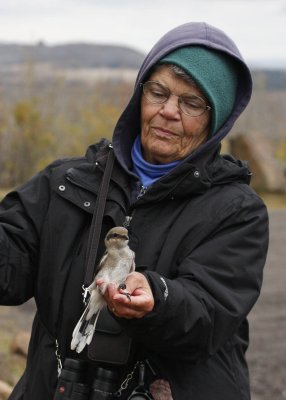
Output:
(0, 22), (268, 400)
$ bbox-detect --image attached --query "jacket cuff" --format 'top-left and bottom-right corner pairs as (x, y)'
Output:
(139, 270), (170, 324)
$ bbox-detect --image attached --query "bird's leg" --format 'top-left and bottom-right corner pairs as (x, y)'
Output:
(118, 283), (131, 301)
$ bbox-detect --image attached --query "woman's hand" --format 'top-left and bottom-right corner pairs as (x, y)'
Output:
(96, 272), (154, 319)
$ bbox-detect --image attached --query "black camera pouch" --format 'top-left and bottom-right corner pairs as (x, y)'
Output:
(87, 306), (133, 366)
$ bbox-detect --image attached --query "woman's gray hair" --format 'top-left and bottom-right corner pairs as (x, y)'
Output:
(148, 63), (197, 87)
(167, 64), (197, 86)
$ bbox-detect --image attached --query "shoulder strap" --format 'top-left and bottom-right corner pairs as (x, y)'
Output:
(83, 145), (115, 289)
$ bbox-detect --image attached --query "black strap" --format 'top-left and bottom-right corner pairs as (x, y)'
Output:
(84, 145), (115, 288)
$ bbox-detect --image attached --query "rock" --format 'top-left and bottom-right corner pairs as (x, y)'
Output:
(10, 331), (30, 357)
(230, 131), (286, 193)
(0, 380), (13, 400)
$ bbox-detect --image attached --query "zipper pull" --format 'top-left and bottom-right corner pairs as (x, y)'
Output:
(123, 216), (133, 228)
(137, 185), (147, 200)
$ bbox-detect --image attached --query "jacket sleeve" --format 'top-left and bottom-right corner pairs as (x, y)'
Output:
(0, 165), (56, 305)
(122, 193), (269, 362)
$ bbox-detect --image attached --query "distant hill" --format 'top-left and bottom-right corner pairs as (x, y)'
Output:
(0, 42), (145, 70)
(0, 42), (285, 90)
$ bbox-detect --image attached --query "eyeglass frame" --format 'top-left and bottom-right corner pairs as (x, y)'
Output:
(140, 80), (211, 117)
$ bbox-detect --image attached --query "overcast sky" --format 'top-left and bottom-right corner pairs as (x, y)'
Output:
(0, 0), (285, 68)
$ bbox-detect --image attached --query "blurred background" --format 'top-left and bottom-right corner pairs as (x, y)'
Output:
(0, 1), (285, 399)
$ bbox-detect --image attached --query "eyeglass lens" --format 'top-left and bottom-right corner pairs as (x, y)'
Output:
(142, 81), (210, 117)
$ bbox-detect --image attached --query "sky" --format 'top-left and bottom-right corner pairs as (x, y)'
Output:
(0, 0), (285, 68)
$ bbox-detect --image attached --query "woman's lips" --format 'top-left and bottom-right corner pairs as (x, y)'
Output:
(152, 126), (179, 138)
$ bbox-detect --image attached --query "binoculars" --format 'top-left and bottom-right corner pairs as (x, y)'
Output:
(53, 358), (154, 400)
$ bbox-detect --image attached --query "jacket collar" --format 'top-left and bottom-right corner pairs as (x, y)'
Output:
(134, 146), (252, 203)
(53, 140), (251, 209)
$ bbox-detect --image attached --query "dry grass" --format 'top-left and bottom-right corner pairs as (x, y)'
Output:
(0, 189), (10, 200)
(0, 304), (32, 385)
(259, 193), (286, 209)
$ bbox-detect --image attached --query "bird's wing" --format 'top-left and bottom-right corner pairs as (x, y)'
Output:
(86, 286), (103, 319)
(95, 251), (108, 272)
(130, 250), (136, 273)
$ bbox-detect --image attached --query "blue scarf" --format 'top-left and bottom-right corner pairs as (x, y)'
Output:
(131, 135), (180, 187)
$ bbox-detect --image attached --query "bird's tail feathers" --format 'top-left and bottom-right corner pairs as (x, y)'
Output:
(71, 310), (100, 353)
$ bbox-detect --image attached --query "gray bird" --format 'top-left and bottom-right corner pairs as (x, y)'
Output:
(71, 226), (135, 353)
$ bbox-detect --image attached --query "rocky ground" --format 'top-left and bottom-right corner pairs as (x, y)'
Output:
(0, 209), (285, 399)
(247, 209), (286, 400)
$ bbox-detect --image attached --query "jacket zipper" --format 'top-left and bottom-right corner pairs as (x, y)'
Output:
(137, 185), (148, 199)
(123, 183), (148, 228)
(123, 215), (133, 228)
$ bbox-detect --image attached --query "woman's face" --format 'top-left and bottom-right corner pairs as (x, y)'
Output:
(140, 65), (211, 164)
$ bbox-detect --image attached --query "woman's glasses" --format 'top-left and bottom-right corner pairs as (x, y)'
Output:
(141, 80), (211, 117)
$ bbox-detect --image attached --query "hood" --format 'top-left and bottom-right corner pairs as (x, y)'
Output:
(112, 22), (252, 172)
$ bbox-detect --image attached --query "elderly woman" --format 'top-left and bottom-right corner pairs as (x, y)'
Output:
(0, 22), (268, 400)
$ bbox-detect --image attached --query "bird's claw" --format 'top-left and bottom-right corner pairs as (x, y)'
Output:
(118, 283), (131, 301)
(123, 292), (132, 301)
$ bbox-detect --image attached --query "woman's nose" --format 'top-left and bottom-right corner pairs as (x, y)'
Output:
(159, 95), (180, 119)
